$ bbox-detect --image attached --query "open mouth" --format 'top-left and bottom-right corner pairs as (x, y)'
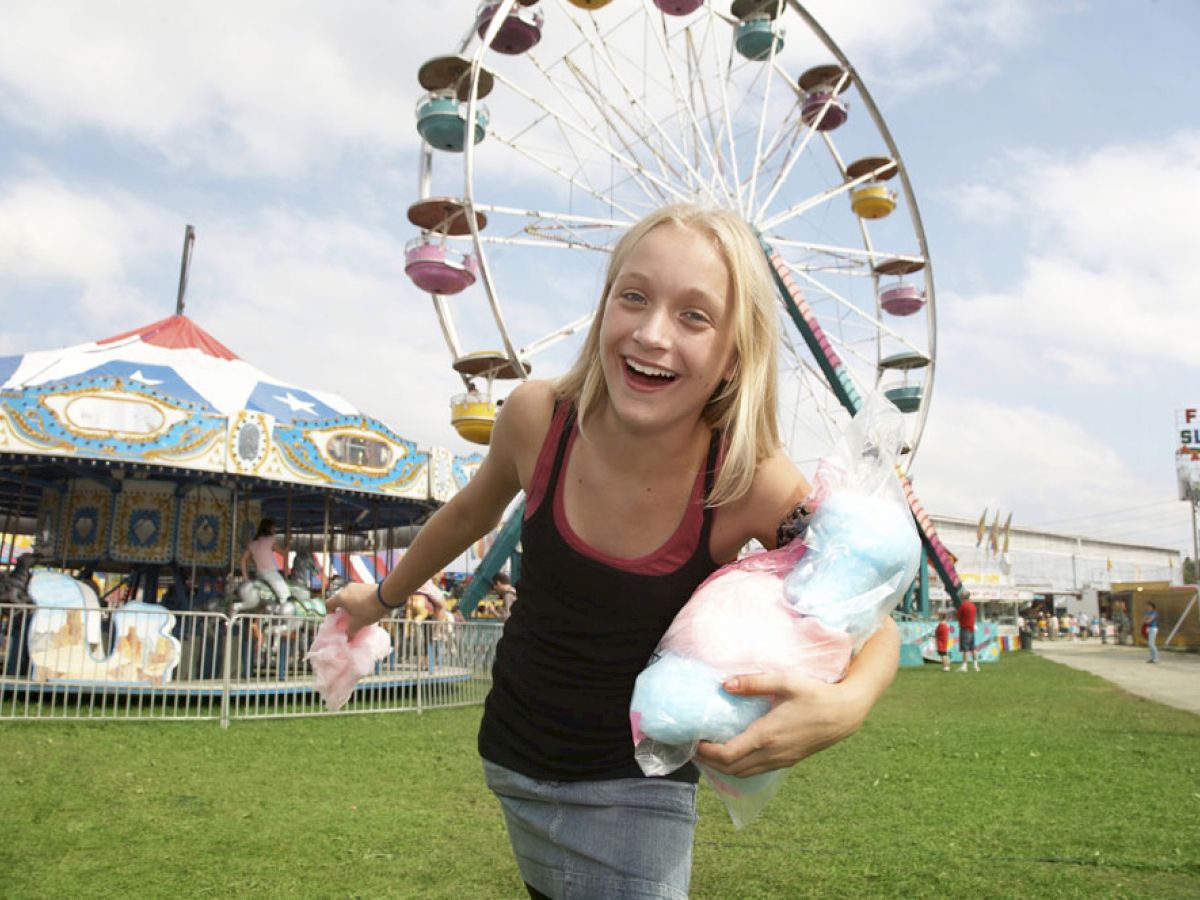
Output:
(624, 357), (677, 388)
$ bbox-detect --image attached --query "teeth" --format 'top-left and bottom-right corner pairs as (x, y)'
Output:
(627, 359), (675, 378)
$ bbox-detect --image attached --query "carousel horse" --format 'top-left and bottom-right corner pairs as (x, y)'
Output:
(287, 550), (326, 617)
(231, 549), (326, 617)
(0, 553), (37, 604)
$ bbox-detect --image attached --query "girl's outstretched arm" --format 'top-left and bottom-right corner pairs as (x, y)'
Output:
(693, 617), (899, 776)
(326, 383), (543, 637)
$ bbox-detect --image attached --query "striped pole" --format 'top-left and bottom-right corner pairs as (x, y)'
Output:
(761, 240), (964, 605)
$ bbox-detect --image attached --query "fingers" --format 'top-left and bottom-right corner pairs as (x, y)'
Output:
(721, 671), (788, 698)
(694, 730), (777, 778)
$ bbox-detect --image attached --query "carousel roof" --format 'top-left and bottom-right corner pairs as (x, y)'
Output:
(0, 314), (482, 543)
(0, 314), (359, 425)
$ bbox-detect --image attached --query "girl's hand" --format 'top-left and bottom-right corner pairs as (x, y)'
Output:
(325, 583), (387, 638)
(692, 671), (870, 778)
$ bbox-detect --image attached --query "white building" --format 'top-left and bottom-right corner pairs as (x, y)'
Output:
(927, 515), (1181, 617)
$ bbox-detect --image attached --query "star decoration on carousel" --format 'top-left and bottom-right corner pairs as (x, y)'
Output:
(274, 391), (318, 417)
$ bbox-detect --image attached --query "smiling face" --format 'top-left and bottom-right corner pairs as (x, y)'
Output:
(597, 221), (737, 435)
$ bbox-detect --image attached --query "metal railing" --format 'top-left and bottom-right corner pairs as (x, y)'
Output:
(0, 604), (500, 726)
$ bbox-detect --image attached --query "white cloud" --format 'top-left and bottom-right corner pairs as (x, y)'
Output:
(0, 1), (1066, 179)
(0, 1), (455, 177)
(911, 393), (1175, 541)
(945, 131), (1200, 375)
(944, 182), (1021, 222)
(0, 175), (181, 350)
(806, 0), (1050, 90)
(0, 176), (167, 282)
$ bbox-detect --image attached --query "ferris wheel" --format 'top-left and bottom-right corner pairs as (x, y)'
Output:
(405, 0), (936, 470)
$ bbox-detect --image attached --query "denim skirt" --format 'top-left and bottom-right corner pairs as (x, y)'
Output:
(482, 759), (698, 899)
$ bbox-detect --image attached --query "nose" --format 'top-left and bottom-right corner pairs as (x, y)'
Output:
(632, 304), (670, 349)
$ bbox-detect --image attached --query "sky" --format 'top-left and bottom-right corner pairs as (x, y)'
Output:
(1, 0), (1197, 556)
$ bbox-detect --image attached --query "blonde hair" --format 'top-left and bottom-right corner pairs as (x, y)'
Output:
(555, 203), (781, 506)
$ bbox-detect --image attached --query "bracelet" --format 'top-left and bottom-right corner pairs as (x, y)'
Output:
(375, 581), (403, 610)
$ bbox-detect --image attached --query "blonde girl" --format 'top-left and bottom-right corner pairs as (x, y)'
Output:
(330, 203), (899, 899)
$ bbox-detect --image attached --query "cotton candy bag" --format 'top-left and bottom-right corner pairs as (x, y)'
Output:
(629, 391), (921, 827)
(305, 608), (393, 712)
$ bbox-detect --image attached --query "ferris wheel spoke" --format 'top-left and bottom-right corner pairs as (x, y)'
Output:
(683, 27), (740, 206)
(754, 68), (851, 221)
(490, 70), (690, 206)
(562, 14), (726, 206)
(743, 23), (787, 216)
(471, 206), (627, 252)
(558, 56), (684, 194)
(758, 160), (885, 233)
(502, 58), (665, 207)
(473, 203), (631, 230)
(518, 313), (596, 360)
(747, 112), (809, 215)
(767, 236), (922, 270)
(486, 124), (654, 218)
(644, 9), (738, 206)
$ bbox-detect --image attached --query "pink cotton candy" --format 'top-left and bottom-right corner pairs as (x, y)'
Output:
(659, 560), (852, 682)
(305, 609), (393, 712)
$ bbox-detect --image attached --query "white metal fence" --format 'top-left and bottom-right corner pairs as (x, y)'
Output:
(0, 604), (500, 725)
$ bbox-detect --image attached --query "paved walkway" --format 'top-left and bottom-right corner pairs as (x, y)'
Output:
(1032, 639), (1200, 715)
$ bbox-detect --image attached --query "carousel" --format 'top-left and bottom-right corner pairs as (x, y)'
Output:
(0, 228), (485, 712)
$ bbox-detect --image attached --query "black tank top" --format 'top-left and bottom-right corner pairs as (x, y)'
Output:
(478, 405), (722, 782)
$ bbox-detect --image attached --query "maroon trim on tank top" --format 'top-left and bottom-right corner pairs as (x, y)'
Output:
(526, 402), (713, 576)
(524, 401), (572, 520)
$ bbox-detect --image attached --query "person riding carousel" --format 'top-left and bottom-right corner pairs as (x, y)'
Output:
(240, 518), (290, 605)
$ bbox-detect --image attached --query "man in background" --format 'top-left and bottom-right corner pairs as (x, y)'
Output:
(957, 589), (979, 672)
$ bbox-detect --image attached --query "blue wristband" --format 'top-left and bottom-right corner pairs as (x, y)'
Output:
(375, 581), (403, 610)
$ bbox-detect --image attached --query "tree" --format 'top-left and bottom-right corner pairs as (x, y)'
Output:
(1184, 557), (1198, 585)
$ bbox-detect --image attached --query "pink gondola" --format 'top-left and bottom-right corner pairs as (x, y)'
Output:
(654, 0), (705, 14)
(801, 91), (848, 131)
(880, 284), (926, 316)
(405, 238), (478, 295)
(476, 1), (544, 55)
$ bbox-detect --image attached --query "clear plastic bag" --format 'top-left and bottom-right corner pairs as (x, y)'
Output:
(629, 391), (920, 827)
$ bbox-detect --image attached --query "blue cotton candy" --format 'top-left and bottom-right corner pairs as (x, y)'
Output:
(631, 652), (771, 746)
(782, 490), (920, 636)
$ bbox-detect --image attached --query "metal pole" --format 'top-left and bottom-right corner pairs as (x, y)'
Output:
(175, 225), (196, 316)
(1, 468), (26, 569)
(285, 487), (293, 576)
(322, 493), (331, 599)
(228, 481), (239, 586)
(1191, 494), (1198, 580)
(220, 614), (233, 728)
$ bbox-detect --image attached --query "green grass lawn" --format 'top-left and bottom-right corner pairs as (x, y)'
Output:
(1, 653), (1197, 899)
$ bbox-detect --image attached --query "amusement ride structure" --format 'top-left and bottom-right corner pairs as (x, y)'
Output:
(0, 228), (484, 700)
(403, 0), (962, 606)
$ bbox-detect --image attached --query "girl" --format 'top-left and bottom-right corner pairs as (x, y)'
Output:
(329, 204), (900, 899)
(240, 518), (289, 604)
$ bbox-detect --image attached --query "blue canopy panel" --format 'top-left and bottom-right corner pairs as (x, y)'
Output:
(70, 361), (216, 412)
(0, 354), (21, 386)
(245, 382), (341, 424)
